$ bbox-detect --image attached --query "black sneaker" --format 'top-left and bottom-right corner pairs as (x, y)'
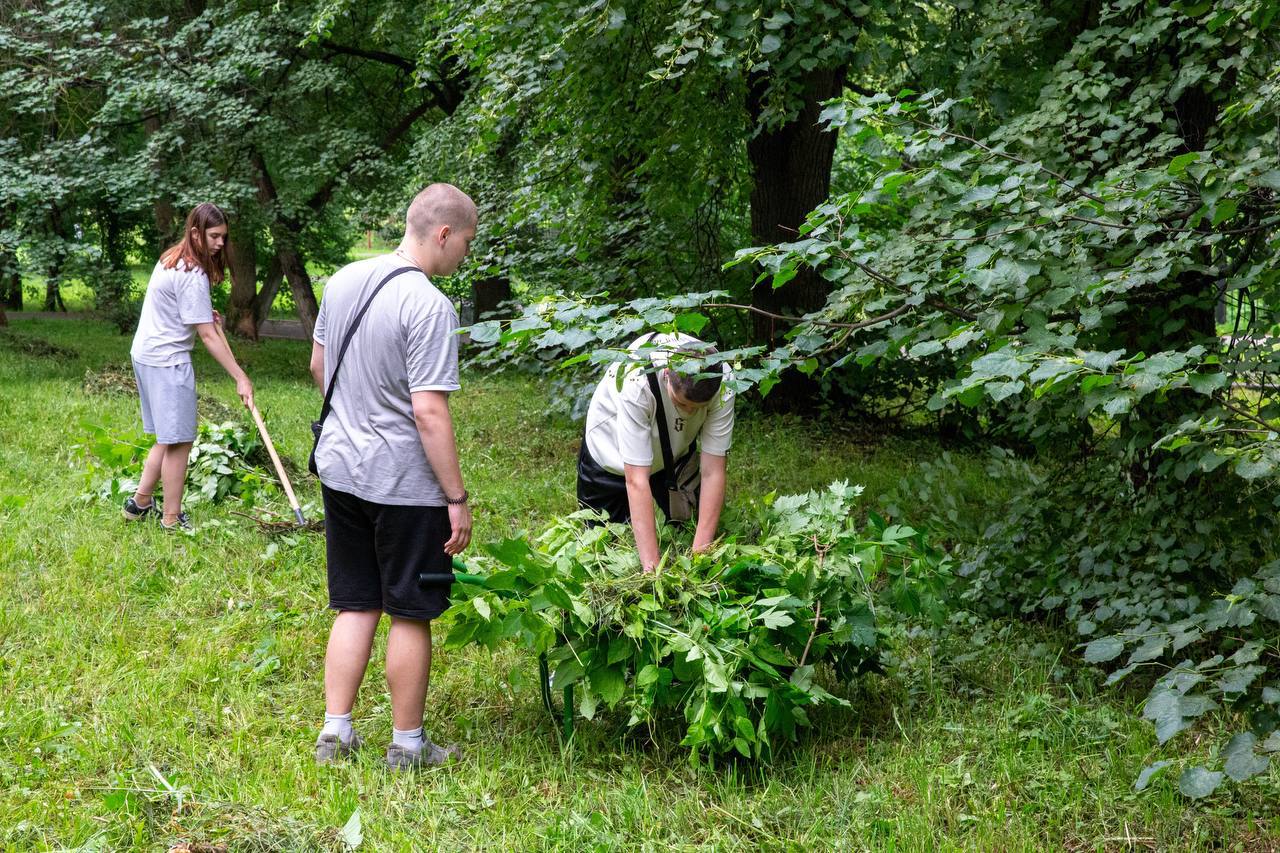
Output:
(160, 511), (193, 532)
(122, 496), (158, 521)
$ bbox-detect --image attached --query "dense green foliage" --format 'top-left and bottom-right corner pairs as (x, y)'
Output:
(6, 0), (1280, 815)
(444, 483), (948, 761)
(459, 0), (1280, 796)
(14, 318), (1275, 849)
(0, 0), (455, 331)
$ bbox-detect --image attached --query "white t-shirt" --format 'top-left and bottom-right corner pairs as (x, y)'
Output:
(584, 333), (735, 476)
(312, 254), (460, 506)
(130, 260), (215, 366)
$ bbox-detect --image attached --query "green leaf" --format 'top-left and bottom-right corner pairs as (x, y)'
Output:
(339, 808), (363, 849)
(542, 582), (575, 612)
(761, 611), (795, 629)
(909, 340), (944, 358)
(1188, 372), (1228, 395)
(1168, 151), (1200, 176)
(673, 312), (709, 334)
(1083, 636), (1125, 663)
(960, 184), (998, 205)
(590, 665), (626, 706)
(1223, 733), (1270, 782)
(1134, 760), (1173, 791)
(578, 688), (598, 720)
(1178, 766), (1223, 799)
(607, 636), (632, 665)
(637, 664), (660, 687)
(1211, 198), (1238, 227)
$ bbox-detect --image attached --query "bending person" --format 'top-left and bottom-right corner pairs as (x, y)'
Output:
(123, 202), (253, 531)
(577, 333), (735, 572)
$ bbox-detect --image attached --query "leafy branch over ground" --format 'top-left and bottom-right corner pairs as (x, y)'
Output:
(443, 481), (950, 761)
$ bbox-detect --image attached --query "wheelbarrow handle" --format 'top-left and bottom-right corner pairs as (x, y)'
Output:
(417, 572), (486, 585)
(418, 558), (486, 586)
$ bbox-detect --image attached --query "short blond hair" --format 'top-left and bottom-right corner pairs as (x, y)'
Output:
(406, 183), (476, 240)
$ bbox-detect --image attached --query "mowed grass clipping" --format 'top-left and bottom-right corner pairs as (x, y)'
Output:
(0, 317), (1276, 851)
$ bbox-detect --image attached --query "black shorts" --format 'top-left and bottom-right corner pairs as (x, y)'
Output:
(575, 440), (698, 524)
(321, 485), (454, 620)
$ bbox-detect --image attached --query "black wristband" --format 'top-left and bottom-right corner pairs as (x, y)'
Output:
(445, 490), (469, 505)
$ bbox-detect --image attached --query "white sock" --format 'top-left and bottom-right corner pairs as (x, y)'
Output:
(392, 725), (424, 752)
(322, 712), (353, 744)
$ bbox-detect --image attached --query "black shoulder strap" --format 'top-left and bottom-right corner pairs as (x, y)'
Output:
(316, 265), (417, 427)
(646, 368), (678, 490)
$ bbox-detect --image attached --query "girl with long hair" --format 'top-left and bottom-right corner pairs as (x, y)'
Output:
(123, 202), (254, 531)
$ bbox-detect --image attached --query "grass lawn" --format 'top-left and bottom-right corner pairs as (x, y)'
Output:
(0, 318), (1275, 851)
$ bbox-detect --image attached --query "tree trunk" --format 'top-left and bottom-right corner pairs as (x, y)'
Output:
(1, 269), (18, 311)
(44, 275), (65, 312)
(746, 64), (847, 343)
(473, 276), (513, 321)
(0, 302), (7, 327)
(249, 149), (320, 337)
(144, 115), (179, 254)
(0, 205), (21, 310)
(225, 224), (260, 339)
(279, 245), (319, 338)
(0, 248), (20, 311)
(745, 64), (848, 408)
(97, 205), (134, 330)
(44, 211), (68, 312)
(253, 253), (284, 328)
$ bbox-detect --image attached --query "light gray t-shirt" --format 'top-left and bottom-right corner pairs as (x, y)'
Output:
(130, 260), (214, 366)
(584, 333), (735, 476)
(313, 254), (460, 506)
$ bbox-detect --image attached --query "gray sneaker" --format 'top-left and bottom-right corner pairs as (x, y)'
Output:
(385, 738), (462, 771)
(122, 496), (158, 521)
(315, 731), (364, 765)
(160, 511), (193, 532)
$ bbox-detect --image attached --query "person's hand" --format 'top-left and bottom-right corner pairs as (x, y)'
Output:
(212, 309), (224, 329)
(445, 501), (472, 555)
(236, 375), (254, 410)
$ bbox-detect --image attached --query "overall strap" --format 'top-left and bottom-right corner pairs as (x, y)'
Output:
(646, 369), (678, 490)
(317, 265), (418, 427)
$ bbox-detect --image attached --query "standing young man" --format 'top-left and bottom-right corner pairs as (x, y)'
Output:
(577, 333), (735, 572)
(309, 183), (474, 770)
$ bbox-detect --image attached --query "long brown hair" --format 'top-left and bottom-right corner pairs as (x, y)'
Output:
(160, 203), (227, 285)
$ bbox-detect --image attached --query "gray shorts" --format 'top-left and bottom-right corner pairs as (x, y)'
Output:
(132, 360), (198, 444)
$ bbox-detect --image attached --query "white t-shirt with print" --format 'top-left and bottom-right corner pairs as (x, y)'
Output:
(584, 333), (735, 476)
(130, 260), (215, 366)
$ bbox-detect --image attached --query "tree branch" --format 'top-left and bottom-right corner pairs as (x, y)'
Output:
(1220, 397), (1275, 432)
(318, 39), (416, 72)
(702, 301), (914, 330)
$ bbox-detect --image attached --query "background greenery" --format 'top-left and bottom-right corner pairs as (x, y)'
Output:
(4, 0), (1280, 845)
(3, 317), (1278, 850)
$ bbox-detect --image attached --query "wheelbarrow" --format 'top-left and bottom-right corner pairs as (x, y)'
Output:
(420, 559), (576, 740)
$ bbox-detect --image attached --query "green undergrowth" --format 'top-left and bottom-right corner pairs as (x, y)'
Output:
(0, 318), (1277, 850)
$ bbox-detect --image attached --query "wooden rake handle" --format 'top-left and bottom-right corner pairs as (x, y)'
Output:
(214, 318), (306, 526)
